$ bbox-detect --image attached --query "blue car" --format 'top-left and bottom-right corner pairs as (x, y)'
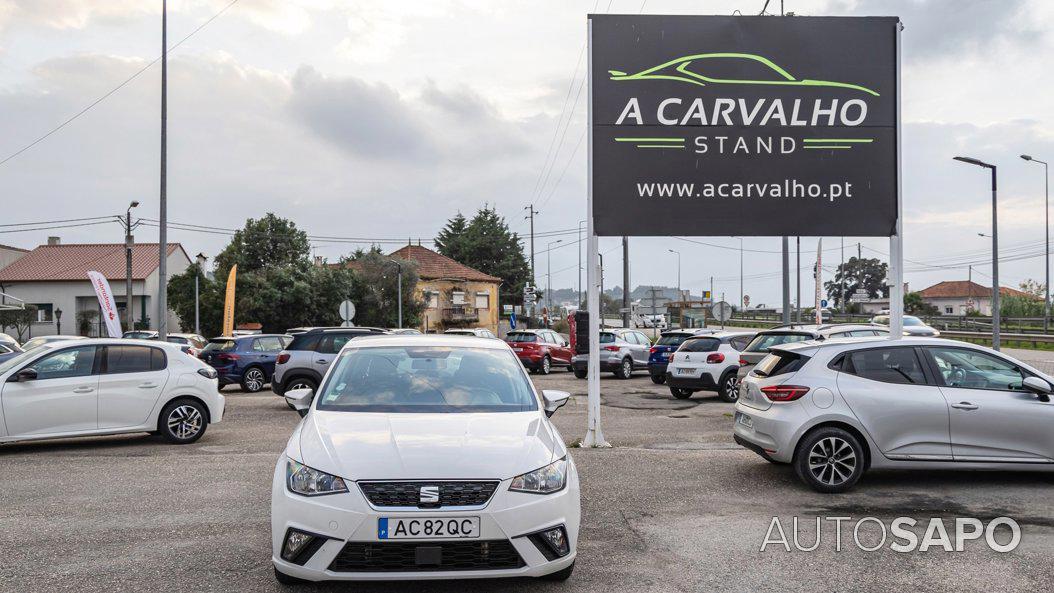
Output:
(199, 334), (292, 392)
(647, 329), (719, 384)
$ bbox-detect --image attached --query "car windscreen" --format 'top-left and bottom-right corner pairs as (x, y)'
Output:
(903, 317), (924, 326)
(656, 333), (691, 347)
(599, 333), (616, 344)
(203, 339), (237, 352)
(505, 332), (538, 343)
(678, 337), (720, 352)
(316, 346), (538, 413)
(166, 337), (190, 345)
(744, 332), (812, 353)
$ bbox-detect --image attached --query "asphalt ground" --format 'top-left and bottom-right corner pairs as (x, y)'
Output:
(2, 368), (1053, 593)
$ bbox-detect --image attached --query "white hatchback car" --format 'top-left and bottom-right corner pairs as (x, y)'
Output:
(665, 331), (755, 401)
(272, 335), (579, 584)
(0, 339), (224, 444)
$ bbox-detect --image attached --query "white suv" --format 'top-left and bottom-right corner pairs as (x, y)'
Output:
(665, 332), (755, 401)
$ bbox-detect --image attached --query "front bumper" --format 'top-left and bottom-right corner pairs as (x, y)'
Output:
(271, 457), (581, 581)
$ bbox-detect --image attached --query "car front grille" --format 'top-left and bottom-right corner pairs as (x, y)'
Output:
(328, 540), (525, 572)
(358, 481), (499, 508)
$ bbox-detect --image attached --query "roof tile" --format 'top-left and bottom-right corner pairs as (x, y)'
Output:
(0, 243), (184, 282)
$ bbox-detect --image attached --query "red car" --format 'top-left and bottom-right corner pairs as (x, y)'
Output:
(505, 329), (573, 375)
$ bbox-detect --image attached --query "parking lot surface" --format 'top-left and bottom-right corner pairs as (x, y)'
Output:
(2, 370), (1052, 592)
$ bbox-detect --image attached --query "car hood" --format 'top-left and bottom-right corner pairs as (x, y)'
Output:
(291, 411), (562, 481)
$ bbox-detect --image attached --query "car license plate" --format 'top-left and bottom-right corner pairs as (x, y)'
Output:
(662, 352), (671, 359)
(736, 412), (753, 428)
(676, 367), (693, 375)
(378, 517), (480, 540)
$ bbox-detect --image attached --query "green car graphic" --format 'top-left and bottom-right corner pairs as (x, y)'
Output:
(608, 52), (880, 97)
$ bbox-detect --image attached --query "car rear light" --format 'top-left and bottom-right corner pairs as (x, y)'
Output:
(603, 345), (620, 352)
(277, 352), (290, 364)
(761, 385), (810, 402)
(706, 353), (725, 364)
(739, 357), (747, 366)
(649, 347), (658, 354)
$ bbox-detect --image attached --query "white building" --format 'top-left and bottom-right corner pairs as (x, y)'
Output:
(0, 238), (190, 338)
(0, 243), (28, 272)
(918, 280), (1033, 316)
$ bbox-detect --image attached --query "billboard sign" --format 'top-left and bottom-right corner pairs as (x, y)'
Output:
(590, 15), (899, 237)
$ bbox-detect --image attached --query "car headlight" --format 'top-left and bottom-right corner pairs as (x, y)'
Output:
(286, 458), (348, 497)
(509, 457), (567, 494)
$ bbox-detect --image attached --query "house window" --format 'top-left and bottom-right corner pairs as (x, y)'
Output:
(474, 292), (489, 309)
(32, 303), (54, 322)
(426, 291), (439, 309)
(945, 306), (953, 314)
(452, 291), (466, 305)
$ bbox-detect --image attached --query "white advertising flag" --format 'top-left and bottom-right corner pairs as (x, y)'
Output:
(88, 271), (123, 338)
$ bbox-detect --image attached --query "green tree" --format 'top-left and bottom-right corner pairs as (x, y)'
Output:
(0, 306), (37, 341)
(212, 213), (311, 276)
(904, 291), (938, 316)
(342, 251), (425, 328)
(823, 257), (888, 309)
(434, 207), (531, 306)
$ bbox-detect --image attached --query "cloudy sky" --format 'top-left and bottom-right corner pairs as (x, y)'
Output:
(1, 0), (1052, 307)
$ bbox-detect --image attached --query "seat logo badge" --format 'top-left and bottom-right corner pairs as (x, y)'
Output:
(420, 486), (440, 504)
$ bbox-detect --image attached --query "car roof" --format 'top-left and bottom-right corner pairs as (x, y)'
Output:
(344, 334), (511, 350)
(774, 335), (952, 354)
(36, 338), (185, 351)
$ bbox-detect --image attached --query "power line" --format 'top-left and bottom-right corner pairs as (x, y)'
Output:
(0, 215), (117, 228)
(0, 0), (241, 168)
(0, 219), (120, 234)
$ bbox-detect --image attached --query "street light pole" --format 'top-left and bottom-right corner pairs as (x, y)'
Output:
(577, 220), (585, 308)
(194, 253), (207, 335)
(125, 201), (139, 332)
(667, 249), (681, 301)
(1022, 155), (1049, 333)
(955, 156), (1000, 349)
(547, 239), (563, 326)
(157, 0), (169, 340)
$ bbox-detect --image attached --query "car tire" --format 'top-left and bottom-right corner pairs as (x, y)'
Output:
(274, 566), (309, 586)
(650, 374), (666, 385)
(793, 427), (866, 493)
(573, 369), (588, 379)
(541, 561), (575, 581)
(614, 357), (633, 379)
(158, 399), (208, 444)
(669, 387), (693, 399)
(717, 371), (740, 402)
(241, 366), (266, 393)
(539, 355), (552, 375)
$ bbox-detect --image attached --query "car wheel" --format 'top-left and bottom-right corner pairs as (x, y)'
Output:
(573, 369), (588, 379)
(669, 387), (693, 399)
(541, 561), (575, 581)
(650, 374), (666, 385)
(274, 565), (308, 586)
(241, 367), (266, 392)
(615, 358), (633, 379)
(539, 355), (552, 375)
(159, 399), (207, 444)
(794, 427), (865, 493)
(718, 372), (741, 402)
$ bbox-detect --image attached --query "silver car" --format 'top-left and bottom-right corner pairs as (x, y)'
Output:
(734, 337), (1054, 492)
(570, 328), (653, 379)
(871, 314), (940, 337)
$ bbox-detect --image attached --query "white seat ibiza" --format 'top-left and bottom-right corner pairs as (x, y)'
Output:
(271, 335), (580, 584)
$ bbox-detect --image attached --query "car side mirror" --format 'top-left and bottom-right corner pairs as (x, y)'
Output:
(9, 368), (37, 382)
(1022, 377), (1052, 402)
(541, 389), (571, 417)
(285, 388), (315, 418)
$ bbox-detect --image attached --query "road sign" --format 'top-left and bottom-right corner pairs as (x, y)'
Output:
(510, 312), (517, 330)
(590, 14), (899, 237)
(743, 295), (750, 308)
(820, 299), (829, 309)
(339, 300), (356, 322)
(711, 301), (733, 323)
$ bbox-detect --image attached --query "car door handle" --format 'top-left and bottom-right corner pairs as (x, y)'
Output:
(315, 359), (327, 364)
(72, 386), (95, 394)
(951, 402), (979, 411)
(138, 382), (159, 389)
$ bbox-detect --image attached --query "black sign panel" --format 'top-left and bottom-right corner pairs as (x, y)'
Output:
(590, 15), (899, 237)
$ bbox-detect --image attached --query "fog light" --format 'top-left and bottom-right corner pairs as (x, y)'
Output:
(282, 530), (316, 563)
(528, 525), (571, 560)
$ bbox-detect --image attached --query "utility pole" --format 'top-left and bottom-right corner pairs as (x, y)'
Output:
(524, 204), (538, 328)
(738, 237), (744, 312)
(194, 253), (207, 335)
(795, 237), (801, 322)
(125, 201), (139, 332)
(577, 220), (585, 308)
(621, 236), (630, 328)
(547, 239), (562, 326)
(1021, 155), (1049, 332)
(157, 0), (169, 340)
(840, 237), (845, 314)
(782, 237), (790, 323)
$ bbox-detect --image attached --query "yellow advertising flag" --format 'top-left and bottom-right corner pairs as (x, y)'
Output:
(222, 265), (237, 336)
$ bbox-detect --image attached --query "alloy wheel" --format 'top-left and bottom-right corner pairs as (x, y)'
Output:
(167, 405), (203, 440)
(807, 437), (857, 486)
(288, 380), (313, 391)
(542, 356), (551, 374)
(244, 369), (264, 391)
(724, 375), (740, 400)
(621, 359), (632, 378)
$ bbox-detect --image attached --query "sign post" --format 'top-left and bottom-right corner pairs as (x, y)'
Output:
(585, 13), (902, 447)
(339, 299), (356, 328)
